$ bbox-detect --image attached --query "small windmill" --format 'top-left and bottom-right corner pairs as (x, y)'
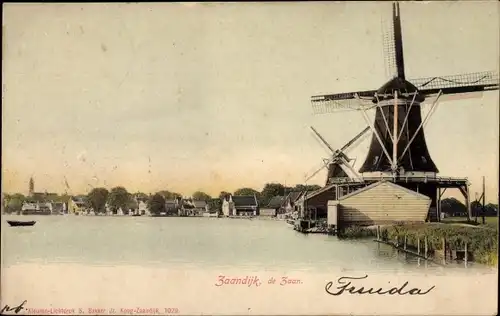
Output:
(310, 2), (499, 176)
(305, 126), (370, 185)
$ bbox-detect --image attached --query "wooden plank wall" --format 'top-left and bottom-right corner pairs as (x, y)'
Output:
(339, 182), (430, 225)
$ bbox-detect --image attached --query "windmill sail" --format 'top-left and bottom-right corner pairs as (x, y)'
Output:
(392, 2), (405, 79)
(310, 1), (499, 175)
(311, 90), (376, 114)
(410, 71), (499, 96)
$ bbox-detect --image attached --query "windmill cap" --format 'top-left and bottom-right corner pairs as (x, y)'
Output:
(375, 77), (425, 101)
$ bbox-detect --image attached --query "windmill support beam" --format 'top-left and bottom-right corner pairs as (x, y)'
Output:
(392, 90), (399, 170)
(439, 187), (447, 199)
(397, 92), (418, 143)
(398, 90), (443, 162)
(458, 184), (471, 221)
(355, 93), (394, 167)
(375, 94), (394, 143)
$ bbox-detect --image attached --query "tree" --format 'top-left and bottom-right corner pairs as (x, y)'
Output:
(233, 187), (261, 203)
(192, 191), (212, 201)
(134, 192), (149, 200)
(440, 198), (467, 216)
(54, 193), (71, 204)
(157, 190), (182, 200)
(107, 187), (132, 212)
(148, 193), (166, 215)
(293, 184), (321, 192)
(208, 198), (223, 213)
(4, 193), (25, 214)
(485, 203), (499, 216)
(234, 187), (259, 196)
(219, 191), (231, 200)
(260, 183), (287, 206)
(87, 188), (109, 214)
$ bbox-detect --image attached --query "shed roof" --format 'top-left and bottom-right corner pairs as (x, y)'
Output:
(285, 191), (303, 203)
(339, 180), (431, 201)
(192, 200), (207, 208)
(300, 186), (331, 201)
(232, 195), (258, 207)
(266, 196), (285, 208)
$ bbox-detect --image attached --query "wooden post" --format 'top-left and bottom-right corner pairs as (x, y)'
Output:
(482, 176), (486, 225)
(465, 183), (471, 221)
(441, 237), (446, 264)
(437, 187), (441, 222)
(424, 236), (428, 259)
(464, 243), (468, 267)
(404, 235), (407, 250)
(393, 91), (398, 168)
(417, 238), (420, 255)
(377, 226), (380, 241)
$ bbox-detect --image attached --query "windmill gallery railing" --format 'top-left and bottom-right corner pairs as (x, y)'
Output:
(326, 175), (469, 185)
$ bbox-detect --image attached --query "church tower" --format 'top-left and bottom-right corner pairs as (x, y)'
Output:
(29, 177), (34, 197)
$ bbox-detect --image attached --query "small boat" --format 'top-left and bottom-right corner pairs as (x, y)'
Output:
(7, 220), (36, 227)
(132, 213), (142, 217)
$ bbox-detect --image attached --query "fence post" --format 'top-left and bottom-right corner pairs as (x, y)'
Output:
(441, 237), (446, 265)
(377, 226), (380, 241)
(417, 237), (420, 255)
(464, 243), (468, 267)
(404, 235), (407, 250)
(424, 236), (428, 259)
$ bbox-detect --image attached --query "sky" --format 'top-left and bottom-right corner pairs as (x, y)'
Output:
(2, 2), (499, 202)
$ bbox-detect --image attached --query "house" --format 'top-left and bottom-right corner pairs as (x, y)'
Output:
(50, 202), (65, 215)
(138, 200), (149, 216)
(105, 203), (127, 216)
(30, 192), (59, 202)
(260, 196), (285, 217)
(283, 191), (307, 214)
(126, 199), (139, 215)
(328, 181), (431, 227)
(164, 198), (181, 216)
(68, 196), (88, 215)
(192, 200), (208, 216)
(21, 201), (52, 215)
(222, 195), (259, 217)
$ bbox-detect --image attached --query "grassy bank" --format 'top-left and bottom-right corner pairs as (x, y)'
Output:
(338, 220), (498, 267)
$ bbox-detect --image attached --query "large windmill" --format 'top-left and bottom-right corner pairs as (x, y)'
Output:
(308, 2), (499, 221)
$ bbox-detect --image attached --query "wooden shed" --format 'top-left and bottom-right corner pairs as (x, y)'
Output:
(336, 180), (431, 226)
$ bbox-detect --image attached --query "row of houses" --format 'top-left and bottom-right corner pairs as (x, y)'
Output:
(19, 190), (327, 219)
(19, 196), (211, 217)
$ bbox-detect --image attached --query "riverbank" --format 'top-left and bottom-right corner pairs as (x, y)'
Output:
(338, 219), (498, 267)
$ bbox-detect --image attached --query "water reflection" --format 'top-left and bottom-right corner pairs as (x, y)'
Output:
(1, 216), (490, 273)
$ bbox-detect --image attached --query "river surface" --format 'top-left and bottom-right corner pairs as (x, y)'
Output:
(0, 215), (487, 272)
(2, 215), (497, 315)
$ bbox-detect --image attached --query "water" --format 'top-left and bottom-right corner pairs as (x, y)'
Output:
(1, 215), (485, 273)
(2, 215), (497, 315)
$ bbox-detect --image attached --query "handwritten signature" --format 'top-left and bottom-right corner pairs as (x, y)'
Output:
(325, 275), (435, 296)
(1, 300), (27, 314)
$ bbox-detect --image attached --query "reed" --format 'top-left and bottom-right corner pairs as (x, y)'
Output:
(380, 224), (498, 266)
(338, 223), (498, 266)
